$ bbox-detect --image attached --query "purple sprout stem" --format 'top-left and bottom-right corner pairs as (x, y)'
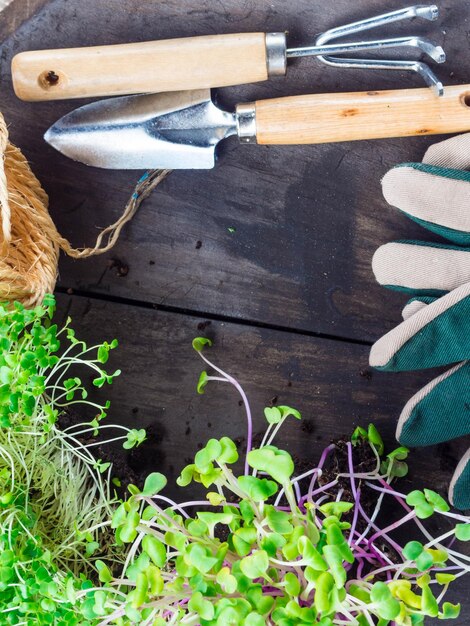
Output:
(307, 444), (336, 493)
(198, 351), (253, 474)
(366, 480), (409, 505)
(366, 479), (464, 567)
(346, 442), (361, 546)
(345, 442), (399, 565)
(367, 510), (416, 552)
(299, 478), (340, 511)
(354, 497), (403, 560)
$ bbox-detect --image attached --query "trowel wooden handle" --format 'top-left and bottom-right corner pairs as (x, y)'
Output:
(12, 33), (287, 102)
(255, 85), (470, 144)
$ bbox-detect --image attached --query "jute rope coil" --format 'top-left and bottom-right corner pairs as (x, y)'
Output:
(0, 113), (169, 307)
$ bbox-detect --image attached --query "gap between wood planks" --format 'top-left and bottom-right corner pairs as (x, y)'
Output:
(54, 286), (373, 348)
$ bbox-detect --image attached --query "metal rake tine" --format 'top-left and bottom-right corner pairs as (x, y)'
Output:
(316, 5), (440, 43)
(314, 4), (445, 96)
(287, 36), (445, 64)
(320, 58), (444, 96)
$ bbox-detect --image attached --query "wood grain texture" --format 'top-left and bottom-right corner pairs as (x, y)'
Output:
(256, 85), (470, 144)
(54, 293), (462, 503)
(0, 0), (49, 43)
(0, 0), (467, 342)
(1, 0), (468, 614)
(12, 33), (271, 101)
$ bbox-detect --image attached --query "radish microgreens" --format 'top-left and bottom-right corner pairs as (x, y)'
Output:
(84, 339), (470, 625)
(1, 300), (469, 626)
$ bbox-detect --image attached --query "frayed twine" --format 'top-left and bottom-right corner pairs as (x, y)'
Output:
(0, 111), (170, 306)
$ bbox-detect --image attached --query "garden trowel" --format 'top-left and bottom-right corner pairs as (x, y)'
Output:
(45, 85), (470, 170)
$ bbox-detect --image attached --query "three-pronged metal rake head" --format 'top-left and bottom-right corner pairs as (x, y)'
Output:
(306, 5), (445, 96)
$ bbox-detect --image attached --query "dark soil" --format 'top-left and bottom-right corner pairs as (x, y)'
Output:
(318, 437), (402, 568)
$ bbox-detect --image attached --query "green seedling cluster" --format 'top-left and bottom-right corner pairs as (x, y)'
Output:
(0, 296), (144, 625)
(74, 340), (470, 625)
(1, 303), (469, 626)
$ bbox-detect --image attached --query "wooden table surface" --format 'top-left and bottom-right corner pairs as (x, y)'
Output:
(1, 0), (469, 618)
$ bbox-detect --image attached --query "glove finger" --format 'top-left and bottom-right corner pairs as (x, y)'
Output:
(449, 447), (470, 510)
(373, 241), (470, 295)
(397, 361), (470, 445)
(382, 164), (470, 245)
(370, 282), (470, 370)
(402, 296), (436, 320)
(423, 133), (470, 170)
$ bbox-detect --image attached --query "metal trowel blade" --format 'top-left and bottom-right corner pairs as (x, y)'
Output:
(44, 89), (237, 170)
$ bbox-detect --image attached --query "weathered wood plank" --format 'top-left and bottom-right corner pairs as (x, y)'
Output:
(0, 0), (466, 341)
(53, 293), (466, 505)
(0, 0), (49, 42)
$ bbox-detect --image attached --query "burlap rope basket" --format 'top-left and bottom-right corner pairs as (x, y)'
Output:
(0, 113), (169, 307)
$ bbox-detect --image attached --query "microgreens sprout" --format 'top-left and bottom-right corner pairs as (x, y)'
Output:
(0, 296), (145, 624)
(82, 338), (470, 626)
(1, 305), (469, 626)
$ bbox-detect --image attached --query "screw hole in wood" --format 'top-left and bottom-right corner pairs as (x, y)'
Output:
(461, 93), (470, 108)
(39, 70), (61, 90)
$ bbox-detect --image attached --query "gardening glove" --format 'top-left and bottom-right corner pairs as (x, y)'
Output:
(369, 133), (470, 510)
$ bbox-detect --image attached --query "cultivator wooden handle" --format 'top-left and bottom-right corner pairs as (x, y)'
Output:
(11, 33), (287, 101)
(254, 84), (470, 145)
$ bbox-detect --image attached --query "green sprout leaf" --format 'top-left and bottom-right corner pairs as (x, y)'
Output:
(186, 544), (218, 574)
(142, 472), (167, 497)
(238, 476), (278, 502)
(188, 591), (215, 621)
(219, 437), (239, 464)
(240, 550), (269, 580)
(197, 512), (233, 537)
(315, 571), (336, 614)
(264, 406), (282, 424)
(142, 535), (167, 568)
(266, 507), (293, 534)
(233, 527), (257, 557)
(284, 572), (301, 597)
(247, 446), (294, 484)
(197, 371), (209, 394)
(192, 337), (212, 352)
(406, 491), (435, 519)
(216, 567), (238, 594)
(319, 502), (354, 518)
(423, 489), (450, 513)
(95, 561), (113, 584)
(367, 424), (384, 455)
(370, 582), (401, 620)
(277, 405), (301, 420)
(421, 584), (439, 618)
(123, 428), (147, 449)
(455, 523), (470, 541)
(403, 541), (424, 561)
(381, 446), (409, 478)
(351, 426), (368, 445)
(439, 602), (461, 619)
(436, 573), (456, 585)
